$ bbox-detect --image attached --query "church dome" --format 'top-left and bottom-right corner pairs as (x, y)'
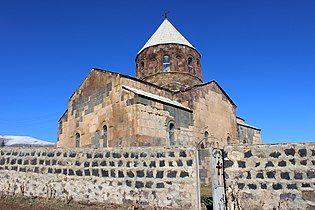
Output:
(137, 18), (198, 55)
(136, 18), (203, 91)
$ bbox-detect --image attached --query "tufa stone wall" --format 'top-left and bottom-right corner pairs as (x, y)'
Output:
(223, 143), (315, 210)
(175, 81), (238, 147)
(0, 146), (199, 209)
(236, 117), (261, 145)
(198, 149), (211, 184)
(58, 69), (194, 148)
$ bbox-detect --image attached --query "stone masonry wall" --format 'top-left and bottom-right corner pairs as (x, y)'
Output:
(175, 82), (238, 147)
(223, 143), (315, 210)
(0, 146), (199, 209)
(136, 43), (202, 87)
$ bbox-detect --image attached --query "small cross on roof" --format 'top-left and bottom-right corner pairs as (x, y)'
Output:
(163, 10), (170, 19)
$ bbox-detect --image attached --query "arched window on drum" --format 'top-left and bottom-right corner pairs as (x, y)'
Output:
(163, 55), (170, 72)
(188, 57), (193, 73)
(140, 61), (145, 78)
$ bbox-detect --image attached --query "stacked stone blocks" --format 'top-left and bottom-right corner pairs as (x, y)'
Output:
(223, 143), (315, 210)
(0, 146), (199, 209)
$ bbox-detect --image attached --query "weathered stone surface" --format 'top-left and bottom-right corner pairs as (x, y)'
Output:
(224, 160), (234, 168)
(244, 150), (253, 158)
(238, 161), (246, 168)
(265, 161), (274, 167)
(256, 171), (263, 179)
(280, 172), (290, 180)
(280, 193), (296, 201)
(289, 158), (296, 165)
(278, 160), (287, 167)
(299, 148), (307, 157)
(284, 148), (295, 156)
(287, 183), (297, 189)
(136, 43), (202, 88)
(57, 36), (262, 187)
(302, 190), (315, 202)
(295, 172), (303, 179)
(269, 151), (281, 158)
(273, 183), (282, 190)
(224, 143), (315, 210)
(248, 184), (257, 189)
(307, 170), (315, 179)
(0, 147), (198, 209)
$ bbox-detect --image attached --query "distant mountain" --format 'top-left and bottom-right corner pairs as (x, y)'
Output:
(0, 135), (55, 147)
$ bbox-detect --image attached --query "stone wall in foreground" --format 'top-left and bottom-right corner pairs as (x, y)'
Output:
(223, 142), (315, 210)
(0, 147), (199, 209)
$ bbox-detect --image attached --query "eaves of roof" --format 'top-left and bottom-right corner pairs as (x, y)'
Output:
(122, 85), (191, 111)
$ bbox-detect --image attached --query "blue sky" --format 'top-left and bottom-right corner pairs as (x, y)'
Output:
(0, 0), (314, 144)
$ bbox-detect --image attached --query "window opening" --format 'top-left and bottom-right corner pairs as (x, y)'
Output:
(103, 125), (107, 147)
(227, 136), (231, 145)
(169, 123), (175, 145)
(163, 55), (170, 72)
(75, 133), (80, 148)
(205, 131), (209, 141)
(95, 130), (100, 148)
(188, 57), (193, 73)
(204, 131), (209, 147)
(140, 61), (145, 78)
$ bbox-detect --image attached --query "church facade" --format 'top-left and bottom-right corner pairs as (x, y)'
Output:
(57, 18), (261, 149)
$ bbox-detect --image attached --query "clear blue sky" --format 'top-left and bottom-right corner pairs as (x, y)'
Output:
(0, 0), (314, 144)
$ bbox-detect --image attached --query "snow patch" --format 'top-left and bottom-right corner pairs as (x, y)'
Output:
(0, 135), (54, 146)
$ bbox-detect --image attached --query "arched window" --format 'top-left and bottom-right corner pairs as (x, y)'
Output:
(243, 139), (247, 144)
(95, 130), (100, 148)
(204, 131), (209, 141)
(103, 125), (107, 148)
(169, 122), (175, 146)
(188, 57), (193, 73)
(140, 61), (145, 78)
(227, 136), (231, 145)
(163, 55), (170, 72)
(75, 133), (80, 148)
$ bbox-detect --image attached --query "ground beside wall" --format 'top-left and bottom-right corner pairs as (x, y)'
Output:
(0, 146), (199, 209)
(223, 143), (315, 210)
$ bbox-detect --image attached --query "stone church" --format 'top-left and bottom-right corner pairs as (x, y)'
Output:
(57, 18), (261, 149)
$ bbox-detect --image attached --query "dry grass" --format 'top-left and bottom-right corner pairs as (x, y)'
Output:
(0, 185), (213, 210)
(0, 197), (128, 210)
(200, 184), (212, 198)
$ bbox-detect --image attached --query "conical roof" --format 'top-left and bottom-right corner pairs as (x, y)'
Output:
(138, 18), (196, 55)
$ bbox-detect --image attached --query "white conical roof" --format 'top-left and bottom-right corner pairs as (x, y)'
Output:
(138, 18), (196, 55)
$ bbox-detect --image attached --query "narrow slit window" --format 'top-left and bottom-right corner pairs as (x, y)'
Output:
(204, 131), (209, 148)
(188, 57), (193, 73)
(169, 123), (175, 145)
(227, 136), (231, 145)
(163, 55), (170, 72)
(205, 131), (209, 141)
(75, 133), (80, 148)
(103, 125), (107, 147)
(140, 61), (145, 78)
